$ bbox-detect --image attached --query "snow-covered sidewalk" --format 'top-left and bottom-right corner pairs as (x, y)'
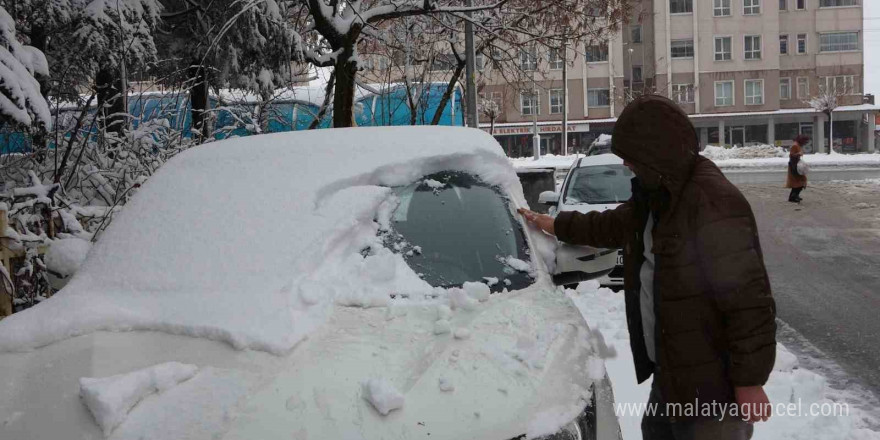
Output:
(565, 281), (880, 440)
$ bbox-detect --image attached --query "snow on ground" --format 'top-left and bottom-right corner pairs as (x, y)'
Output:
(0, 127), (529, 355)
(79, 362), (198, 435)
(566, 281), (880, 440)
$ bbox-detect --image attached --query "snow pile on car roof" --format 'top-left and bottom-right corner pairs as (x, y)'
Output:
(0, 127), (524, 354)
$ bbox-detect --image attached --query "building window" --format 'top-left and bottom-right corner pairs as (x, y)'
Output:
(744, 35), (762, 59)
(796, 0), (806, 8)
(744, 0), (761, 14)
(823, 75), (859, 95)
(632, 25), (643, 43)
(819, 32), (860, 52)
(549, 49), (564, 70)
(429, 53), (456, 71)
(549, 89), (565, 114)
(670, 0), (693, 14)
(673, 84), (695, 104)
(520, 90), (539, 115)
(632, 66), (643, 82)
(715, 37), (732, 61)
(797, 34), (807, 53)
(671, 39), (695, 58)
(819, 0), (858, 7)
(745, 79), (764, 105)
(715, 81), (734, 106)
(588, 89), (611, 107)
(714, 0), (731, 16)
(475, 53), (486, 71)
(780, 35), (789, 54)
(779, 0), (787, 10)
(520, 48), (537, 71)
(797, 77), (809, 99)
(585, 44), (609, 62)
(780, 77), (792, 100)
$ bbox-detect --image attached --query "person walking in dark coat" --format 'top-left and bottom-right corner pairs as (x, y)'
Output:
(786, 135), (809, 203)
(518, 95), (776, 440)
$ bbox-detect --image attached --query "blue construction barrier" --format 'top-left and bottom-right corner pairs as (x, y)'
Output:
(1, 83), (464, 154)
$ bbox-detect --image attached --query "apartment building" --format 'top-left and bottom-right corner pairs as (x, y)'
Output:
(476, 0), (874, 155)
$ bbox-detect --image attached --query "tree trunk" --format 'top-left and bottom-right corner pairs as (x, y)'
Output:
(332, 51), (358, 128)
(188, 62), (209, 141)
(309, 72), (335, 130)
(431, 62), (465, 126)
(95, 68), (127, 136)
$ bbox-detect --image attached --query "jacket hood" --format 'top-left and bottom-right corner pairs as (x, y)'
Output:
(611, 95), (699, 194)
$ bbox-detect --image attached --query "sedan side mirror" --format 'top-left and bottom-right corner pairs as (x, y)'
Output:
(538, 191), (559, 206)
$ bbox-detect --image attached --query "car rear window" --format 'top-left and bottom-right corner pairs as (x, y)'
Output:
(564, 164), (633, 205)
(382, 171), (534, 292)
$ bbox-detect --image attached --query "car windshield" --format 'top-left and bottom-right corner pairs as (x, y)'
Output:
(383, 171), (534, 292)
(564, 164), (633, 205)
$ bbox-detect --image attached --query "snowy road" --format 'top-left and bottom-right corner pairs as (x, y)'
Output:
(738, 180), (880, 407)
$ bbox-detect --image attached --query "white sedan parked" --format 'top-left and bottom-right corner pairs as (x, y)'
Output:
(539, 154), (633, 288)
(0, 127), (620, 440)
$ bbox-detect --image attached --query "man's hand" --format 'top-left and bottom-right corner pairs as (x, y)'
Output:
(517, 208), (555, 236)
(735, 386), (771, 423)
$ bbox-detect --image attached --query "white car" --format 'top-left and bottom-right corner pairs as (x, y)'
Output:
(0, 127), (620, 440)
(538, 154), (633, 289)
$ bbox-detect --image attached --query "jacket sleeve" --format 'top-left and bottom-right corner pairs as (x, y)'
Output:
(553, 201), (632, 249)
(695, 189), (776, 387)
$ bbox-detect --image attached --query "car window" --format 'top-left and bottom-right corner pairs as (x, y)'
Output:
(382, 171), (534, 292)
(564, 164), (633, 205)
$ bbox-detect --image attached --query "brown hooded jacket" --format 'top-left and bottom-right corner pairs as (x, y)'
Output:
(554, 95), (776, 410)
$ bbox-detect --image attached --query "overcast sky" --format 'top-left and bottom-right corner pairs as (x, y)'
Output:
(865, 3), (880, 95)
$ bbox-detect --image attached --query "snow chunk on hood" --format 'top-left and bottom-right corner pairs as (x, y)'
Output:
(79, 362), (198, 435)
(0, 127), (525, 355)
(362, 378), (405, 416)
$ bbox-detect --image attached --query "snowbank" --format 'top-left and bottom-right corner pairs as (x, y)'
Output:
(566, 282), (880, 440)
(79, 362), (198, 435)
(702, 145), (880, 169)
(44, 238), (92, 277)
(0, 127), (528, 355)
(510, 154), (583, 171)
(701, 144), (787, 161)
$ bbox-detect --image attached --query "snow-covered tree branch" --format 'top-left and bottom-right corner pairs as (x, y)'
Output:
(0, 6), (52, 130)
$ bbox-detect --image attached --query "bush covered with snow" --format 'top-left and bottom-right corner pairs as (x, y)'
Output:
(0, 115), (197, 311)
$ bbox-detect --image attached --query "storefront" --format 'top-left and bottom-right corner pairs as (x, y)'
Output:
(483, 120), (615, 158)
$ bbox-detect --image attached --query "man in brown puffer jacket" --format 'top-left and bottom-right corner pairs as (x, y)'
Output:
(519, 95), (776, 439)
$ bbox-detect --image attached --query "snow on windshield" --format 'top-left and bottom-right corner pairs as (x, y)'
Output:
(0, 127), (540, 355)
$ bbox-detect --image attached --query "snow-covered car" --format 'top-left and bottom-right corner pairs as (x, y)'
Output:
(0, 127), (620, 440)
(539, 154), (633, 288)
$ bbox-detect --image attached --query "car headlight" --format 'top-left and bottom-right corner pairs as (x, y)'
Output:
(536, 421), (582, 440)
(522, 382), (598, 440)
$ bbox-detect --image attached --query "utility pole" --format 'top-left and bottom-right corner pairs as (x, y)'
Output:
(562, 40), (569, 156)
(532, 54), (540, 160)
(464, 0), (478, 128)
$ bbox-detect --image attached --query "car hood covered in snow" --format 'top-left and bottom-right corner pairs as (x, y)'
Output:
(0, 127), (609, 439)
